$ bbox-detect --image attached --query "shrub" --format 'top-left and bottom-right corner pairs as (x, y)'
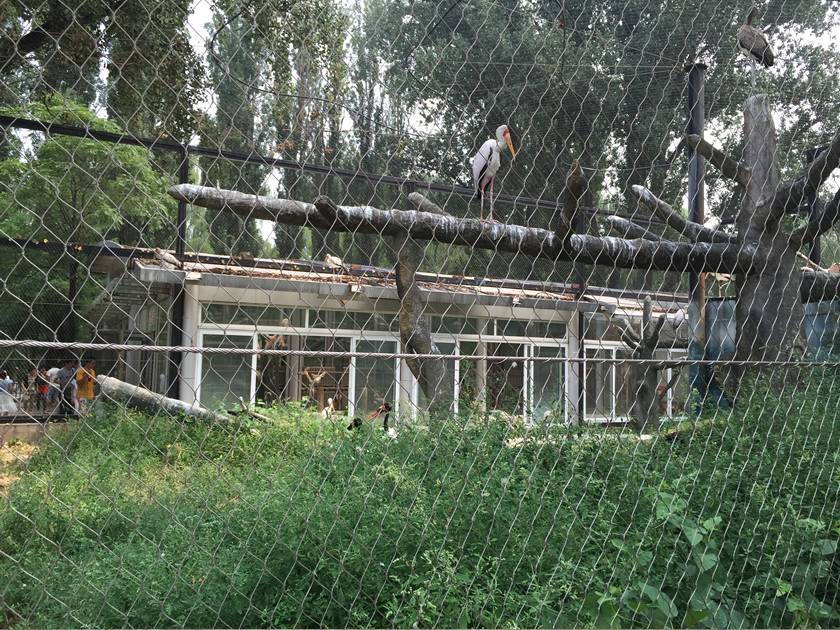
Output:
(1, 372), (838, 628)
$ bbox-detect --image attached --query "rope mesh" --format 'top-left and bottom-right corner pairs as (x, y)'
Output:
(1, 0), (838, 627)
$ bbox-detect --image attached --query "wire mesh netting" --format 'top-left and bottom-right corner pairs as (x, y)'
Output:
(1, 0), (839, 627)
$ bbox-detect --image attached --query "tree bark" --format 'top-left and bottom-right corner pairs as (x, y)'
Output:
(736, 96), (806, 361)
(96, 376), (229, 422)
(394, 193), (453, 412)
(168, 185), (758, 274)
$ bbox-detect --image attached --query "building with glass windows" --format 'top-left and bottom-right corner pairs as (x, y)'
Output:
(89, 247), (692, 424)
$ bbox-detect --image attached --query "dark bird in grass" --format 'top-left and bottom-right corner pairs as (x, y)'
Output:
(738, 6), (774, 70)
(346, 401), (392, 432)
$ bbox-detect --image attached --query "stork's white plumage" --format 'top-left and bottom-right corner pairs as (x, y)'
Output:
(472, 124), (515, 221)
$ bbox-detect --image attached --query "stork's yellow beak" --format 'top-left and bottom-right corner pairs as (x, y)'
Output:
(505, 135), (516, 158)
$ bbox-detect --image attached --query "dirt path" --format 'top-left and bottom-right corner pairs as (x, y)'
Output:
(0, 440), (36, 496)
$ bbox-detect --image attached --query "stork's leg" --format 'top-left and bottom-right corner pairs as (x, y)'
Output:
(488, 177), (496, 222)
(751, 58), (756, 91)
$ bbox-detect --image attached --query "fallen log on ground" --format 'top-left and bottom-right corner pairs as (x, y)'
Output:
(96, 376), (230, 422)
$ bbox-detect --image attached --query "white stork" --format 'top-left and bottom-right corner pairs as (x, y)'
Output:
(737, 6), (774, 88)
(472, 124), (515, 222)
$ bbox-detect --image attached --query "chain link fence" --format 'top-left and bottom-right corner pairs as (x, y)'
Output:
(1, 0), (839, 627)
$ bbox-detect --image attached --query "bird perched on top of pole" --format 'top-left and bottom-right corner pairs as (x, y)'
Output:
(737, 6), (774, 88)
(472, 124), (516, 222)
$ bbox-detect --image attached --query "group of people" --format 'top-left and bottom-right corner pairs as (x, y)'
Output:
(0, 359), (97, 416)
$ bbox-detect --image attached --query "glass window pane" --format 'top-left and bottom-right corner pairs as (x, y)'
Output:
(302, 336), (351, 413)
(524, 321), (566, 339)
(458, 341), (479, 408)
(664, 352), (689, 417)
(354, 340), (398, 416)
(201, 334), (253, 409)
(585, 349), (613, 418)
(202, 304), (301, 327)
(257, 333), (291, 405)
(532, 346), (565, 424)
(614, 350), (635, 418)
(497, 319), (528, 338)
(309, 309), (397, 332)
(584, 314), (624, 342)
(488, 343), (525, 415)
(416, 342), (456, 411)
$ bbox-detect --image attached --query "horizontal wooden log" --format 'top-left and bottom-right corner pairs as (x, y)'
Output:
(789, 187), (840, 250)
(606, 215), (661, 241)
(96, 375), (229, 422)
(407, 191), (450, 215)
(631, 185), (738, 244)
(800, 268), (840, 302)
(772, 128), (840, 220)
(169, 184), (758, 274)
(685, 134), (750, 186)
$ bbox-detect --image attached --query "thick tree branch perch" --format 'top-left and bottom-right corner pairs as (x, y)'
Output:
(407, 191), (450, 215)
(789, 188), (840, 250)
(606, 215), (661, 241)
(800, 269), (840, 302)
(771, 128), (840, 220)
(390, 192), (452, 407)
(631, 185), (737, 244)
(685, 134), (750, 186)
(646, 313), (667, 349)
(169, 185), (758, 274)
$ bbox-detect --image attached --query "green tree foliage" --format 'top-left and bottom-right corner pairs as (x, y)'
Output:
(199, 8), (266, 256)
(1, 0), (205, 138)
(0, 95), (171, 340)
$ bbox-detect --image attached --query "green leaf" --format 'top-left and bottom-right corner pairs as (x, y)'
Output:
(457, 610), (470, 628)
(594, 602), (621, 629)
(815, 538), (837, 555)
(701, 516), (722, 533)
(656, 593), (678, 619)
(682, 608), (709, 628)
(695, 553), (718, 572)
(683, 526), (704, 546)
(655, 492), (687, 519)
(786, 596), (805, 613)
(795, 518), (825, 532)
(775, 580), (792, 597)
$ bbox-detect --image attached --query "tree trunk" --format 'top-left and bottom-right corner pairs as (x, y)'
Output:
(736, 96), (806, 362)
(394, 193), (453, 413)
(96, 375), (228, 422)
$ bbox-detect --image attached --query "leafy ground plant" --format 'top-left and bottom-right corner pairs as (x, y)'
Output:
(0, 371), (838, 628)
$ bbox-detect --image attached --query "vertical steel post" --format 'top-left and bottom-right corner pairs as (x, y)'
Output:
(167, 147), (189, 398)
(176, 147), (189, 256)
(686, 63), (707, 412)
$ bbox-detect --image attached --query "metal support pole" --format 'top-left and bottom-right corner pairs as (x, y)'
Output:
(167, 148), (190, 398)
(686, 63), (707, 413)
(176, 147), (189, 256)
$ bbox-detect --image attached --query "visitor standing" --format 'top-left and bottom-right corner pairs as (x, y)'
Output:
(0, 370), (17, 415)
(55, 359), (78, 415)
(75, 359), (97, 414)
(35, 367), (50, 412)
